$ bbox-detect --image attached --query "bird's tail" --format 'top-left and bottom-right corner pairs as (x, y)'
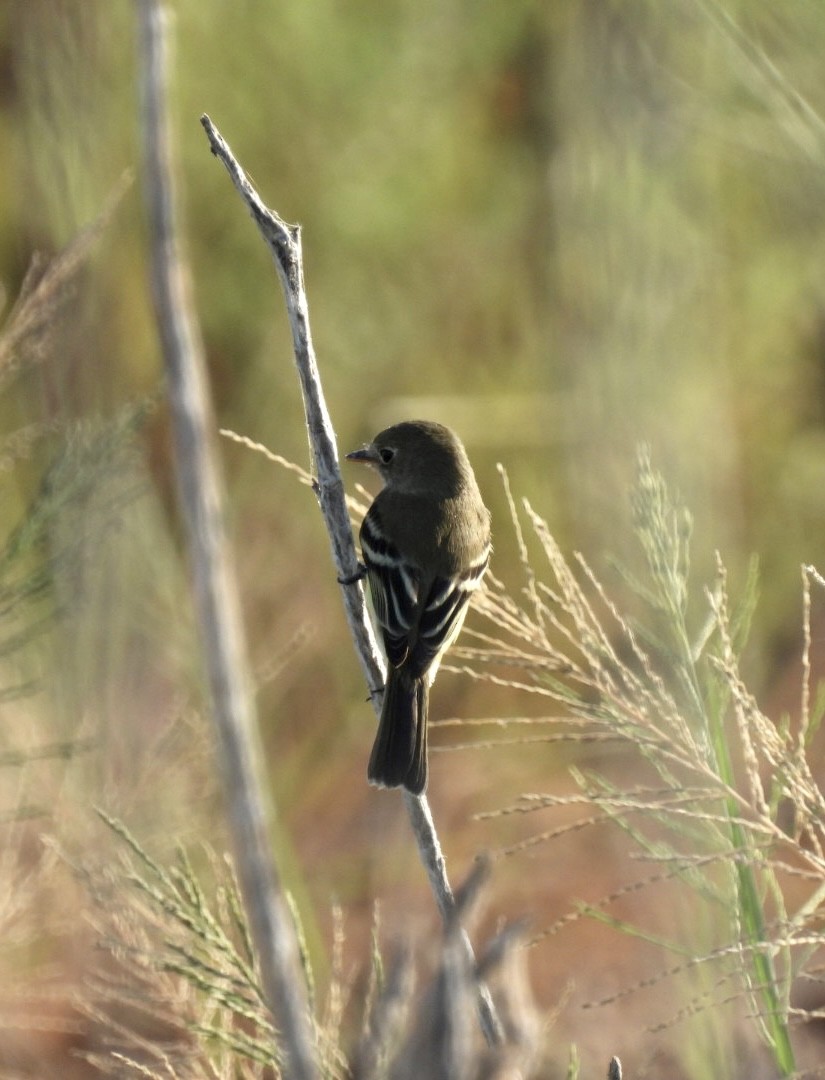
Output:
(368, 670), (428, 795)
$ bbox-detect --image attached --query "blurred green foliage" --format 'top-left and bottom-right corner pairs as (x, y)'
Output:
(4, 1), (825, 1072)
(5, 1), (825, 655)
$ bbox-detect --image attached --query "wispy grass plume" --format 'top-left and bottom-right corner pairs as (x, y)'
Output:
(82, 812), (544, 1078)
(458, 446), (825, 1076)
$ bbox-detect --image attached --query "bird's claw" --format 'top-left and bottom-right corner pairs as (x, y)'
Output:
(338, 562), (367, 586)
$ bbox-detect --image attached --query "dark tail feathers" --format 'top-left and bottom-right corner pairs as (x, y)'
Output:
(368, 671), (428, 794)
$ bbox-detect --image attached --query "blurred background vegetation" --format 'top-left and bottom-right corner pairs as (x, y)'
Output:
(3, 0), (825, 1076)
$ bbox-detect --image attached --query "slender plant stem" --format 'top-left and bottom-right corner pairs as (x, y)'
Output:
(201, 112), (504, 1048)
(136, 6), (318, 1078)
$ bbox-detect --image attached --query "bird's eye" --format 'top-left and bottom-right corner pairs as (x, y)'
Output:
(379, 447), (396, 465)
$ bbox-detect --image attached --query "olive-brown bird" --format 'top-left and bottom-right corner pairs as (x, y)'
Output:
(347, 420), (491, 794)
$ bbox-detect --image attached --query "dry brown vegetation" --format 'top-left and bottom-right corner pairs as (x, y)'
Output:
(5, 2), (825, 1078)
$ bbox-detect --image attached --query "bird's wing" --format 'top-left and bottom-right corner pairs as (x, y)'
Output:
(360, 506), (421, 667)
(361, 504), (491, 677)
(409, 544), (490, 677)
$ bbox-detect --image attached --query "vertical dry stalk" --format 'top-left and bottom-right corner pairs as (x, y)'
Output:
(135, 4), (317, 1078)
(200, 114), (503, 1047)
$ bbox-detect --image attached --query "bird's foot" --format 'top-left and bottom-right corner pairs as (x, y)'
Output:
(338, 562), (367, 585)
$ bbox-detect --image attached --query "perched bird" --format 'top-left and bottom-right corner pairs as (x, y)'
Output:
(346, 420), (491, 794)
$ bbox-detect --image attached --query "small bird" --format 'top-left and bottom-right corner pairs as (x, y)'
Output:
(346, 420), (491, 795)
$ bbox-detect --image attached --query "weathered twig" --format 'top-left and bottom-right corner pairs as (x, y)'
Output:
(201, 112), (503, 1047)
(136, 5), (317, 1079)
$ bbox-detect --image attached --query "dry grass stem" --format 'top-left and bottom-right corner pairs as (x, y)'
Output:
(442, 452), (825, 1071)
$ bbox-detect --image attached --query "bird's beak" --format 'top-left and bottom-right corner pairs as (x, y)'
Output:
(346, 443), (378, 465)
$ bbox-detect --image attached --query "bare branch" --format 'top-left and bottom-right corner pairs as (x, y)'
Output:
(136, 4), (317, 1078)
(201, 112), (503, 1047)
